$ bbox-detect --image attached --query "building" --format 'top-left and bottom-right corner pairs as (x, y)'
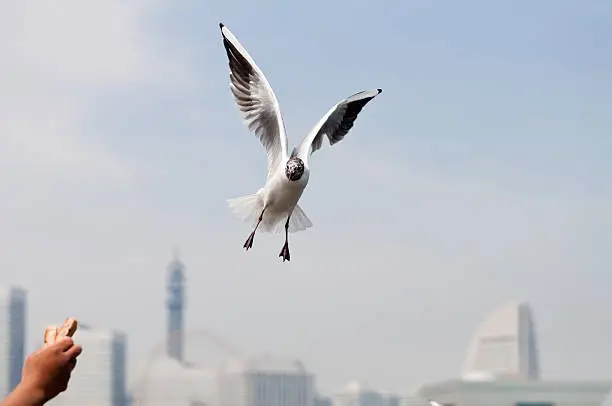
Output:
(217, 355), (315, 406)
(167, 253), (186, 362)
(397, 396), (429, 406)
(130, 356), (216, 406)
(130, 253), (219, 406)
(56, 325), (127, 406)
(315, 395), (333, 406)
(418, 379), (612, 406)
(462, 301), (539, 380)
(384, 395), (401, 406)
(0, 286), (26, 397)
(332, 382), (385, 406)
(416, 300), (612, 406)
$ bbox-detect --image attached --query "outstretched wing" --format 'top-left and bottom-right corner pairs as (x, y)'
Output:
(294, 89), (382, 164)
(219, 23), (289, 179)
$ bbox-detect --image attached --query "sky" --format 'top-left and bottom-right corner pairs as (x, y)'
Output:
(1, 0), (611, 398)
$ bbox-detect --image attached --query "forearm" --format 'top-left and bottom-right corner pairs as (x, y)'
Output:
(1, 383), (46, 406)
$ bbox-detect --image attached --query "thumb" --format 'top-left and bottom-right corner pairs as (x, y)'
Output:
(65, 344), (83, 360)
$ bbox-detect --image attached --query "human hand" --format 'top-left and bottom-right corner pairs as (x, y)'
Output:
(19, 337), (83, 403)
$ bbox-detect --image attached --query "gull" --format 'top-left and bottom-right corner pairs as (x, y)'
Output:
(219, 23), (382, 262)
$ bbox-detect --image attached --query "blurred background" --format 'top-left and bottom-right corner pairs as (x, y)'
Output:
(0, 0), (610, 406)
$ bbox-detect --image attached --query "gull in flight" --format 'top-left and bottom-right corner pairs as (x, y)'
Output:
(219, 23), (382, 262)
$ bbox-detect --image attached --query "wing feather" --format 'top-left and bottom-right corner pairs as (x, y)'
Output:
(294, 89), (382, 164)
(220, 23), (288, 179)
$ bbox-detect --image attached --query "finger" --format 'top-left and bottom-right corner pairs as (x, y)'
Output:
(51, 336), (74, 352)
(65, 343), (82, 360)
(44, 326), (58, 347)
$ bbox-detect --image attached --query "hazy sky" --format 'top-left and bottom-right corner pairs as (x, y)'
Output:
(1, 0), (611, 397)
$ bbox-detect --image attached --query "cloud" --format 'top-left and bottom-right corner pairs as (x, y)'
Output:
(0, 0), (191, 181)
(1, 1), (184, 86)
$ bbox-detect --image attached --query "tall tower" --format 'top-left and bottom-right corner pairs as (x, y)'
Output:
(0, 286), (27, 397)
(166, 250), (185, 362)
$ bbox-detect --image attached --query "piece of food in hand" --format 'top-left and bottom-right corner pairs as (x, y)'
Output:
(43, 317), (78, 346)
(44, 326), (58, 346)
(57, 318), (78, 339)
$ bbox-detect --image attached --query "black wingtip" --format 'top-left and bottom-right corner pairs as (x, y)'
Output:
(377, 88), (383, 94)
(219, 22), (225, 30)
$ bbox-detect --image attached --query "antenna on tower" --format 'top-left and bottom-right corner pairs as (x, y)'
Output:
(172, 245), (181, 261)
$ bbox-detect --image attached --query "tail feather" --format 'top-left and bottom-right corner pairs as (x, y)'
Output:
(228, 194), (313, 235)
(269, 204), (313, 234)
(288, 204), (313, 233)
(227, 193), (264, 227)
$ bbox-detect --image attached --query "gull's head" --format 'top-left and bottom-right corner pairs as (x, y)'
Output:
(285, 157), (305, 181)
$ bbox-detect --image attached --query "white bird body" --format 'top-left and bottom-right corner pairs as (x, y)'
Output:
(262, 164), (310, 220)
(228, 161), (310, 234)
(220, 22), (381, 260)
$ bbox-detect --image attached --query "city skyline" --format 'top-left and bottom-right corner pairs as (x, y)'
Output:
(1, 0), (611, 395)
(1, 274), (611, 406)
(1, 264), (611, 401)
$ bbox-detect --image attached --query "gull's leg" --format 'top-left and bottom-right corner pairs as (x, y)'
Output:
(279, 214), (291, 262)
(244, 208), (265, 251)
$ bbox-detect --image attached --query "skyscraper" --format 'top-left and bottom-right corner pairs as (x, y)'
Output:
(462, 300), (540, 380)
(0, 286), (26, 397)
(166, 252), (185, 362)
(56, 325), (127, 406)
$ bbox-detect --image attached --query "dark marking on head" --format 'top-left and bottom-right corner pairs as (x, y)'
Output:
(285, 157), (304, 181)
